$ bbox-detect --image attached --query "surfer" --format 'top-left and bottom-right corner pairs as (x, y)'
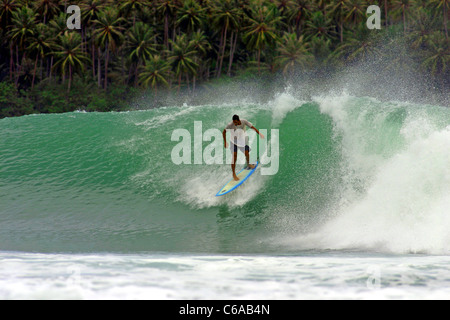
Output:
(223, 115), (264, 181)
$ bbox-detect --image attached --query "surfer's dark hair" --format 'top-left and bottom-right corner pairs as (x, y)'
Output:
(232, 115), (239, 121)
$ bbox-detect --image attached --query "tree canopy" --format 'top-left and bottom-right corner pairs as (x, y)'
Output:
(0, 0), (448, 117)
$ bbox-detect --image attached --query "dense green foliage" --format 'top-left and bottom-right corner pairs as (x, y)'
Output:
(0, 0), (448, 118)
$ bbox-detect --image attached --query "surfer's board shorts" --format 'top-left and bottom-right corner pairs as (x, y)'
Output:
(230, 142), (250, 154)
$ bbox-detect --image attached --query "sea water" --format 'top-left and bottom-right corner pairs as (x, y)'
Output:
(1, 92), (449, 299)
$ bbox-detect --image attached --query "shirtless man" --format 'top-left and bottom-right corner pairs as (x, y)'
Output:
(222, 114), (264, 181)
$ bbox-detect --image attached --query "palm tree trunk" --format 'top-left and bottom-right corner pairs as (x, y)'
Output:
(9, 44), (14, 81)
(215, 26), (224, 77)
(15, 45), (19, 70)
(384, 0), (389, 26)
(68, 64), (72, 92)
(164, 13), (169, 48)
(218, 24), (228, 78)
(403, 8), (406, 33)
(15, 45), (20, 86)
(32, 55), (38, 89)
(98, 47), (102, 88)
(186, 74), (190, 92)
(257, 48), (261, 74)
(15, 51), (26, 87)
(127, 64), (133, 85)
(444, 3), (448, 39)
(104, 44), (109, 90)
(81, 27), (85, 53)
(92, 41), (96, 80)
(135, 58), (142, 87)
(121, 53), (126, 84)
(134, 63), (138, 87)
(49, 56), (54, 80)
(40, 57), (43, 80)
(228, 31), (237, 76)
(47, 57), (50, 78)
(295, 13), (303, 36)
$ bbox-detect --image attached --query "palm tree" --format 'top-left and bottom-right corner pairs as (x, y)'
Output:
(156, 0), (181, 49)
(49, 12), (69, 37)
(189, 31), (211, 58)
(176, 0), (206, 34)
(0, 0), (18, 28)
(80, 0), (106, 81)
(273, 0), (293, 32)
(421, 31), (449, 78)
(308, 36), (333, 68)
(242, 3), (282, 74)
(33, 0), (60, 24)
(274, 0), (292, 17)
(1, 0), (19, 80)
(304, 11), (336, 42)
(211, 0), (241, 77)
(126, 21), (157, 86)
(167, 34), (198, 91)
(382, 0), (390, 26)
(52, 31), (89, 92)
(47, 12), (70, 80)
(8, 5), (37, 48)
(428, 0), (449, 39)
(343, 0), (367, 26)
(27, 23), (53, 88)
(8, 6), (38, 85)
(327, 0), (351, 43)
(333, 24), (382, 64)
(139, 54), (171, 101)
(188, 31), (211, 87)
(119, 0), (148, 27)
(315, 0), (328, 15)
(392, 0), (416, 33)
(93, 8), (125, 90)
(287, 0), (313, 35)
(81, 0), (105, 23)
(408, 8), (440, 49)
(275, 32), (313, 76)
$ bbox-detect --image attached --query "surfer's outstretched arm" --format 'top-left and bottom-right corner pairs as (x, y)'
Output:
(222, 129), (228, 148)
(251, 126), (264, 139)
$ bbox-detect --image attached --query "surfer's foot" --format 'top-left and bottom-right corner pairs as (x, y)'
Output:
(247, 164), (255, 169)
(233, 174), (240, 181)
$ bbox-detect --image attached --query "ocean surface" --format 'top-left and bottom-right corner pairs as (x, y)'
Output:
(0, 91), (449, 299)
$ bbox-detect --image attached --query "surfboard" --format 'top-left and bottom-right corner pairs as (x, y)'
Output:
(216, 161), (259, 196)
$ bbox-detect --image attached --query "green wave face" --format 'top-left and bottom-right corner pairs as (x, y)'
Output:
(1, 93), (449, 254)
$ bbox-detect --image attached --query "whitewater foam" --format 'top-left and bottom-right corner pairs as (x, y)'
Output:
(1, 252), (450, 299)
(269, 90), (306, 127)
(289, 95), (450, 254)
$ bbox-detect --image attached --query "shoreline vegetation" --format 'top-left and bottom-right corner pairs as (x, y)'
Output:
(0, 0), (448, 119)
